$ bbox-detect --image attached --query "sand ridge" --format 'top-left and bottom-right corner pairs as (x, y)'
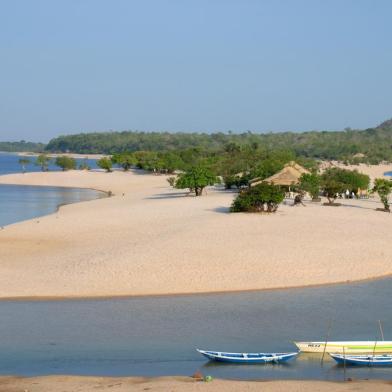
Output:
(0, 168), (391, 299)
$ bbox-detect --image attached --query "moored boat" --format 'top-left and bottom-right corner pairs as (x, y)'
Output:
(196, 349), (298, 364)
(294, 341), (392, 354)
(329, 353), (392, 366)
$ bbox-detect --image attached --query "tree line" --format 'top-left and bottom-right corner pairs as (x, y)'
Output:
(43, 118), (392, 164)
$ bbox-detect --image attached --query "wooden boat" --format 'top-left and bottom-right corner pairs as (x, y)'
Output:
(294, 341), (392, 354)
(196, 349), (298, 364)
(329, 353), (392, 366)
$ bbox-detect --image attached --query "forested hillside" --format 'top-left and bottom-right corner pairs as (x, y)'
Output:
(0, 140), (45, 153)
(44, 120), (392, 163)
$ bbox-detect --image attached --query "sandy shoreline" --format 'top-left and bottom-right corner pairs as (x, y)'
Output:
(16, 151), (108, 160)
(0, 167), (391, 299)
(0, 376), (391, 392)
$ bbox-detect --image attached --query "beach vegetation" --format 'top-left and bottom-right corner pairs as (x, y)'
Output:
(372, 178), (392, 212)
(97, 157), (113, 172)
(299, 172), (321, 201)
(174, 166), (219, 196)
(230, 182), (285, 213)
(167, 176), (176, 187)
(321, 168), (370, 204)
(55, 156), (77, 171)
(111, 153), (135, 171)
(18, 157), (30, 173)
(35, 154), (51, 171)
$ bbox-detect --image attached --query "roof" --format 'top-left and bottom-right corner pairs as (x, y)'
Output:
(250, 162), (310, 187)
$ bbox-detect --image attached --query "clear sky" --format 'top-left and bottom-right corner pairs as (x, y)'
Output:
(1, 0), (392, 142)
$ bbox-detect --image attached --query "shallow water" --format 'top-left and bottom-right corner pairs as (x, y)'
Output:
(0, 184), (105, 226)
(0, 153), (104, 226)
(0, 152), (98, 175)
(0, 278), (391, 380)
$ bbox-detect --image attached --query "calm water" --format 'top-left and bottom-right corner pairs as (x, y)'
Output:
(0, 278), (391, 380)
(0, 152), (98, 175)
(1, 152), (391, 380)
(0, 153), (104, 226)
(0, 184), (105, 227)
(385, 171), (392, 177)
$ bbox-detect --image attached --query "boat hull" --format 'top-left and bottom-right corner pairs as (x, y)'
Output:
(330, 353), (392, 367)
(197, 349), (298, 364)
(294, 341), (392, 354)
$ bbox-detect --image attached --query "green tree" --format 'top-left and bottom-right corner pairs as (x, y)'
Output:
(55, 156), (76, 171)
(299, 172), (321, 201)
(97, 157), (113, 172)
(175, 166), (219, 196)
(18, 157), (30, 173)
(35, 154), (51, 171)
(111, 153), (135, 171)
(373, 178), (392, 212)
(321, 168), (370, 204)
(230, 182), (285, 213)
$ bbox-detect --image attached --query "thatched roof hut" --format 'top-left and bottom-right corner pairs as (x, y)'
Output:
(249, 162), (310, 187)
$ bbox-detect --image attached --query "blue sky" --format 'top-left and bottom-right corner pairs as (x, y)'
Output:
(1, 0), (391, 142)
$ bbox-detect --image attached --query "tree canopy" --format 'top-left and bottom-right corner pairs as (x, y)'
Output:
(55, 156), (76, 171)
(230, 182), (285, 213)
(174, 166), (219, 196)
(321, 167), (370, 203)
(43, 118), (392, 164)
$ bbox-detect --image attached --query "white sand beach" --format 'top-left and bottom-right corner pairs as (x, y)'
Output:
(0, 168), (391, 299)
(0, 376), (390, 392)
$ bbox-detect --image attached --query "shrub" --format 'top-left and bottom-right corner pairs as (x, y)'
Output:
(373, 178), (392, 212)
(97, 157), (113, 172)
(55, 156), (76, 171)
(230, 182), (285, 213)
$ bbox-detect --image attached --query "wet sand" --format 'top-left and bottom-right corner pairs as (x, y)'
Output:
(0, 376), (390, 392)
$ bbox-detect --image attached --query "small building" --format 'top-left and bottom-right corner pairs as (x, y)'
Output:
(249, 161), (310, 187)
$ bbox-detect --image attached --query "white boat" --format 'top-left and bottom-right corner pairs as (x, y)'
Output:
(197, 349), (298, 363)
(294, 341), (392, 354)
(330, 353), (392, 366)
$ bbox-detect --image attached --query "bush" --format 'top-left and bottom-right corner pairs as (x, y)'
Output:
(97, 157), (113, 172)
(321, 168), (370, 203)
(230, 182), (285, 213)
(55, 156), (76, 171)
(373, 178), (392, 212)
(299, 172), (320, 200)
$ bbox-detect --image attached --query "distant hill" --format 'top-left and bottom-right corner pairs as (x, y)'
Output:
(0, 141), (46, 153)
(44, 119), (392, 163)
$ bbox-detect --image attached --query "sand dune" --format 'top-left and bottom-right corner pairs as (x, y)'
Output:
(0, 169), (391, 299)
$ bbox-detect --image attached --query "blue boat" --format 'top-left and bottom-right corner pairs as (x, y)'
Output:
(197, 349), (298, 364)
(330, 353), (392, 366)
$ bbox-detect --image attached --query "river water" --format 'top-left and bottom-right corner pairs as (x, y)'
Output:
(0, 152), (391, 380)
(0, 277), (391, 380)
(0, 153), (104, 226)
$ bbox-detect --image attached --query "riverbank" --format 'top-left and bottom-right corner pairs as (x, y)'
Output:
(0, 170), (391, 299)
(17, 151), (108, 159)
(0, 376), (390, 392)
